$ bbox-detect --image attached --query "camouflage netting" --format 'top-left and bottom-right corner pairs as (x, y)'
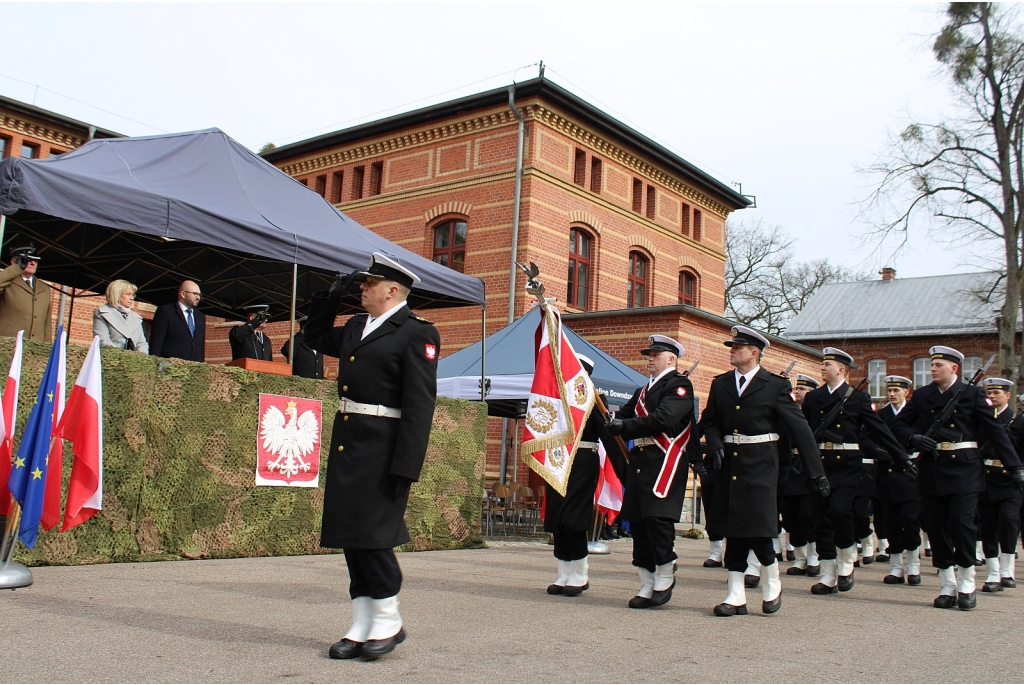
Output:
(0, 338), (487, 566)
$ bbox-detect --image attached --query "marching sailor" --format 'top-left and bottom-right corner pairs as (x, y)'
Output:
(978, 377), (1022, 592)
(891, 346), (1024, 610)
(545, 354), (622, 597)
(700, 326), (829, 616)
(606, 335), (697, 609)
(304, 252), (440, 659)
(802, 348), (910, 596)
(782, 374), (821, 577)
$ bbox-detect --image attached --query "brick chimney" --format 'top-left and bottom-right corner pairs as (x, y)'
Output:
(880, 267), (896, 281)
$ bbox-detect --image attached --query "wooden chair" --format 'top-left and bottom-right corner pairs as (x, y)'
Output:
(490, 483), (513, 536)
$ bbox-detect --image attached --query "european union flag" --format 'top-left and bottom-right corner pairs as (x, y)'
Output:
(8, 325), (64, 548)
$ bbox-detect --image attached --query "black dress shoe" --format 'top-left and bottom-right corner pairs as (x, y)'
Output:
(907, 574), (922, 586)
(776, 553), (784, 562)
(762, 593), (782, 614)
(360, 628), (406, 660)
(883, 574), (905, 584)
(1001, 577), (1016, 588)
(328, 639), (364, 660)
(982, 581), (1003, 593)
(862, 556), (874, 565)
(876, 553), (890, 563)
(975, 558), (986, 567)
(838, 574), (854, 592)
(650, 579), (675, 607)
(854, 560), (861, 568)
(628, 595), (652, 609)
(547, 584), (564, 595)
(805, 564), (820, 577)
(924, 548), (932, 558)
(744, 574), (760, 588)
(562, 582), (589, 597)
(933, 594), (957, 609)
(811, 582), (838, 595)
(957, 592), (976, 610)
(786, 550), (796, 562)
(713, 602), (748, 616)
(703, 558), (723, 568)
(786, 566), (807, 576)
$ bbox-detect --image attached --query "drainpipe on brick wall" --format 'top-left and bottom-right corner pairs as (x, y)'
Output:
(499, 84), (527, 485)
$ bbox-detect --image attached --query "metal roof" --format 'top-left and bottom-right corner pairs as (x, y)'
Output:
(785, 271), (1009, 342)
(0, 94), (122, 140)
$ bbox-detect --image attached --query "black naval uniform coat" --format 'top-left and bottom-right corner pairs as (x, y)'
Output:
(281, 330), (324, 379)
(979, 407), (1020, 504)
(229, 322), (273, 361)
(544, 398), (620, 534)
(892, 379), (1021, 497)
(303, 296), (440, 549)
(867, 403), (921, 504)
(702, 368), (825, 539)
(615, 371), (696, 521)
(801, 382), (907, 490)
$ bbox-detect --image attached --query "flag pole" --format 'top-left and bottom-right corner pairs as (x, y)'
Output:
(0, 499), (19, 562)
(0, 500), (32, 589)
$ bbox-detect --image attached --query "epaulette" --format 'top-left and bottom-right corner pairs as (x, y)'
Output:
(771, 372), (790, 380)
(410, 312), (433, 324)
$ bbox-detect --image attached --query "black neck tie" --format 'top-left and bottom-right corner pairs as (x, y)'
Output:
(739, 376), (747, 388)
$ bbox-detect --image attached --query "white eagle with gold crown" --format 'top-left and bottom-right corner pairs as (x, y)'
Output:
(260, 400), (320, 477)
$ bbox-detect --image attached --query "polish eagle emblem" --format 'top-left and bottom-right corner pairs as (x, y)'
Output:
(260, 400), (320, 478)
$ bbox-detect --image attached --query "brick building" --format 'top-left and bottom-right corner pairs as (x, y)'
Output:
(262, 77), (825, 480)
(785, 269), (1006, 400)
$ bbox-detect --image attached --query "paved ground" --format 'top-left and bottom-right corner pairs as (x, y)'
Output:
(5, 537), (1022, 683)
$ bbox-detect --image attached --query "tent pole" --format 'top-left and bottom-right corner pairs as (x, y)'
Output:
(288, 263), (297, 366)
(0, 214), (6, 253)
(480, 302), (486, 401)
(56, 286), (68, 329)
(499, 419), (507, 485)
(66, 289), (76, 342)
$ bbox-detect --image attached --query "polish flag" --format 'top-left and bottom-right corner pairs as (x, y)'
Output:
(595, 440), (623, 524)
(0, 331), (24, 516)
(57, 336), (103, 531)
(40, 328), (67, 530)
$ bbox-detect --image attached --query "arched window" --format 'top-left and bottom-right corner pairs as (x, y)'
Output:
(913, 357), (930, 389)
(432, 220), (467, 272)
(627, 251), (649, 308)
(567, 228), (592, 309)
(678, 270), (698, 306)
(867, 359), (887, 399)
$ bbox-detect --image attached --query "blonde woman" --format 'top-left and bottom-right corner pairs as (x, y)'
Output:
(93, 279), (149, 353)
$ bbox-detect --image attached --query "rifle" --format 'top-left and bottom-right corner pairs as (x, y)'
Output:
(779, 360), (797, 378)
(682, 359), (700, 377)
(922, 354), (995, 451)
(812, 378), (869, 442)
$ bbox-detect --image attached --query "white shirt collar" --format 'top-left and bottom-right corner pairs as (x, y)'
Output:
(997, 404), (1010, 415)
(891, 400), (905, 415)
(826, 380), (846, 394)
(648, 367), (674, 389)
(938, 375), (959, 394)
(178, 300), (192, 315)
(735, 366), (760, 396)
(361, 301), (408, 339)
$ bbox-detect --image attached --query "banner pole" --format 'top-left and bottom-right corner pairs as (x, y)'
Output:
(288, 263), (297, 366)
(1, 500), (21, 564)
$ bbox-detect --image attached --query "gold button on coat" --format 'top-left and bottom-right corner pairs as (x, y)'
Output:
(732, 476), (737, 481)
(337, 445), (344, 452)
(349, 356), (355, 362)
(343, 415), (349, 421)
(342, 385), (348, 391)
(735, 405), (741, 410)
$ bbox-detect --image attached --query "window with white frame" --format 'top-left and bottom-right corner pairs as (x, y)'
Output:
(913, 357), (931, 389)
(867, 359), (887, 399)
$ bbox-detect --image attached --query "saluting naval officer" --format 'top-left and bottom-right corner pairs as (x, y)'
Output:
(891, 346), (1024, 610)
(303, 252), (440, 659)
(977, 377), (1022, 592)
(782, 374), (822, 577)
(606, 335), (697, 609)
(701, 326), (829, 616)
(229, 304), (274, 361)
(802, 348), (910, 596)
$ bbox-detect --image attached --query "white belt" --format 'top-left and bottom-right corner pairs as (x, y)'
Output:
(936, 441), (977, 451)
(634, 437), (659, 448)
(984, 459), (1003, 468)
(578, 441), (599, 450)
(818, 443), (860, 451)
(723, 433), (779, 445)
(339, 397), (402, 418)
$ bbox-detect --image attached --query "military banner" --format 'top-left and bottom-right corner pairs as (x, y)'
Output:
(256, 393), (322, 487)
(520, 303), (595, 496)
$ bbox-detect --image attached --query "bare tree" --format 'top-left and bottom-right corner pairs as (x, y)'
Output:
(725, 219), (863, 335)
(862, 3), (1024, 383)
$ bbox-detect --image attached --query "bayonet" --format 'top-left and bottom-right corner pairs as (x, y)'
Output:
(682, 359), (700, 377)
(780, 360), (797, 378)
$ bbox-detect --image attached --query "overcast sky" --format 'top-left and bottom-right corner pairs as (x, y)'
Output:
(0, 2), (995, 279)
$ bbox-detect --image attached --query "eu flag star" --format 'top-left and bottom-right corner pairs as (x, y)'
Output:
(13, 456), (25, 468)
(46, 391), (54, 403)
(30, 467), (43, 480)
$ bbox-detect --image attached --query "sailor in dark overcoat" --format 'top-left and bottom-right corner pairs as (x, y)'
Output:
(701, 326), (829, 616)
(977, 377), (1022, 592)
(801, 347), (910, 596)
(891, 346), (1024, 610)
(606, 335), (696, 609)
(781, 374), (821, 577)
(303, 253), (440, 659)
(861, 376), (924, 586)
(281, 318), (324, 379)
(229, 304), (274, 361)
(544, 355), (622, 597)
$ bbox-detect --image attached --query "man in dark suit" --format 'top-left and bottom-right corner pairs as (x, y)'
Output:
(149, 280), (205, 362)
(229, 304), (273, 361)
(304, 252), (439, 661)
(281, 317), (324, 379)
(700, 326), (829, 617)
(803, 348), (910, 596)
(892, 346), (1024, 610)
(605, 335), (696, 610)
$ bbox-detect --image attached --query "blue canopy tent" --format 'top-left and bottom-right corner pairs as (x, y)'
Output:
(0, 128), (486, 322)
(437, 306), (648, 418)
